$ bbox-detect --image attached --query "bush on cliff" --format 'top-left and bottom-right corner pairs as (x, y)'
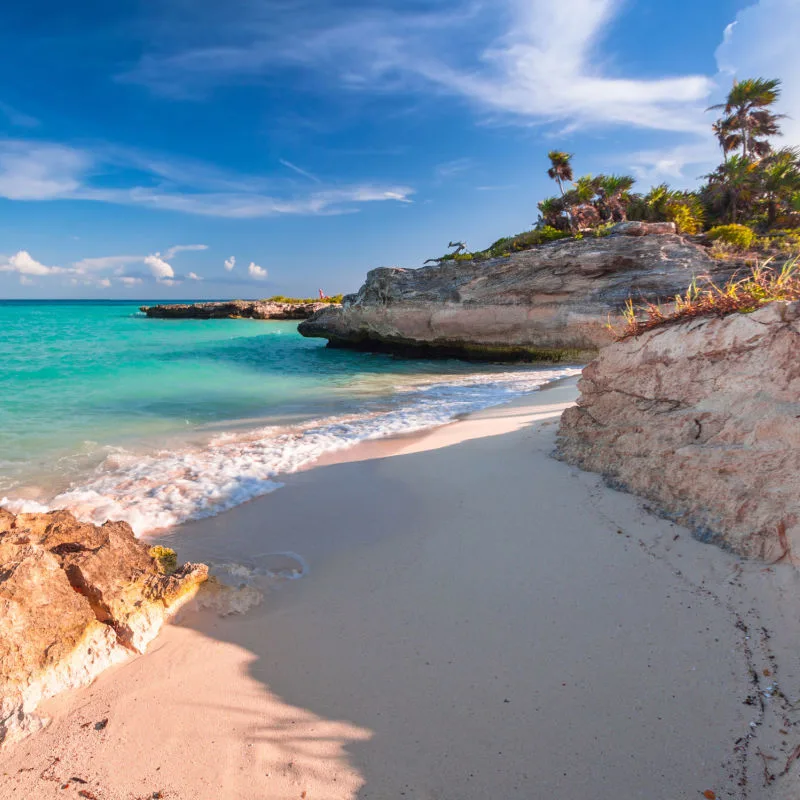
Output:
(708, 224), (756, 251)
(612, 257), (800, 339)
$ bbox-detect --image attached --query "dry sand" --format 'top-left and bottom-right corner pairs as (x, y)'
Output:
(2, 378), (800, 800)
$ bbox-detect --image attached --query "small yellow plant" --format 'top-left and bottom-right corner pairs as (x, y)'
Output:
(707, 224), (755, 251)
(149, 545), (178, 575)
(610, 257), (800, 339)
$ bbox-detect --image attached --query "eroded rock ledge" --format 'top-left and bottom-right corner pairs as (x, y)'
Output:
(140, 299), (334, 320)
(299, 223), (738, 361)
(0, 510), (207, 747)
(556, 301), (800, 562)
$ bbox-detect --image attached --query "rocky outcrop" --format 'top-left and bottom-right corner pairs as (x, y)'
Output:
(141, 299), (335, 320)
(0, 510), (207, 747)
(556, 301), (800, 562)
(299, 224), (737, 361)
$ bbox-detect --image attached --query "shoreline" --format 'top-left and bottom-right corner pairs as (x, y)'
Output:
(2, 365), (580, 536)
(1, 379), (799, 799)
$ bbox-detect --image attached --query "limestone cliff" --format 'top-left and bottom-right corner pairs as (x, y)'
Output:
(299, 223), (737, 361)
(556, 301), (800, 562)
(0, 510), (207, 747)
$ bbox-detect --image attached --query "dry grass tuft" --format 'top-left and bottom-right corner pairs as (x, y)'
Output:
(610, 256), (800, 340)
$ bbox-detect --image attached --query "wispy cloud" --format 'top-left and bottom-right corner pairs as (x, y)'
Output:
(715, 0), (800, 146)
(0, 138), (414, 218)
(279, 159), (322, 184)
(118, 0), (715, 134)
(164, 243), (208, 259)
(72, 254), (145, 272)
(434, 158), (474, 182)
(0, 101), (40, 129)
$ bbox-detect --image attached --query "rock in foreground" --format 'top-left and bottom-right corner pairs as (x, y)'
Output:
(299, 225), (736, 361)
(0, 510), (207, 747)
(141, 299), (333, 320)
(556, 301), (800, 562)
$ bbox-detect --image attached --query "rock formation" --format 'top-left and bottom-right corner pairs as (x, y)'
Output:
(0, 510), (207, 747)
(141, 299), (334, 320)
(556, 301), (800, 562)
(299, 223), (738, 361)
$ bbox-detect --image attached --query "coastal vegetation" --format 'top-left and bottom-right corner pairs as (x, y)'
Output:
(149, 545), (178, 575)
(265, 294), (343, 304)
(612, 256), (800, 339)
(426, 76), (800, 265)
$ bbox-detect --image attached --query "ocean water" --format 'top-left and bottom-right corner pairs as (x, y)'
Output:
(0, 300), (580, 535)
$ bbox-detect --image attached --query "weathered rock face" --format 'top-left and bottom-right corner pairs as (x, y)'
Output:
(556, 301), (800, 562)
(0, 510), (207, 747)
(299, 225), (737, 361)
(141, 299), (334, 320)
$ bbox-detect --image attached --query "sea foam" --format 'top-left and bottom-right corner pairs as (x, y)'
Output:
(3, 367), (579, 535)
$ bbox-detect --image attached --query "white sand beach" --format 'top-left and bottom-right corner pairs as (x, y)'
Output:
(2, 378), (799, 800)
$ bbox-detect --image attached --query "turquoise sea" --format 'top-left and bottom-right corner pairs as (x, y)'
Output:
(0, 300), (579, 534)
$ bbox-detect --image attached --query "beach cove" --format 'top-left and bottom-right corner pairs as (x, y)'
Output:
(3, 378), (799, 800)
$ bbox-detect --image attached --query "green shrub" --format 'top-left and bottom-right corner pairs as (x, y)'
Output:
(265, 294), (343, 304)
(149, 545), (178, 575)
(707, 224), (755, 251)
(667, 202), (703, 235)
(593, 222), (616, 238)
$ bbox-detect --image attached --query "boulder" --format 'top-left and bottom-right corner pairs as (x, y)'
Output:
(299, 230), (735, 361)
(556, 301), (800, 562)
(0, 510), (207, 747)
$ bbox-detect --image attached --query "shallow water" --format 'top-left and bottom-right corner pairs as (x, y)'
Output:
(0, 300), (580, 534)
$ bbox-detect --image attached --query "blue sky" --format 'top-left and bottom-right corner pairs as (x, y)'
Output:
(0, 0), (797, 299)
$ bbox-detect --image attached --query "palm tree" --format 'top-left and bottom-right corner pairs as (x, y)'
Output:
(708, 78), (784, 160)
(547, 151), (573, 196)
(596, 174), (636, 221)
(760, 147), (800, 227)
(537, 196), (566, 229)
(704, 156), (758, 223)
(712, 117), (741, 162)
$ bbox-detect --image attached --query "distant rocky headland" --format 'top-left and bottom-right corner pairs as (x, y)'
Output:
(141, 298), (339, 320)
(299, 222), (739, 361)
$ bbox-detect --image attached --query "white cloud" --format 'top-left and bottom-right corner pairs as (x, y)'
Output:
(73, 255), (144, 273)
(714, 0), (800, 146)
(97, 278), (111, 288)
(118, 276), (143, 286)
(624, 142), (721, 187)
(0, 250), (69, 276)
(164, 243), (208, 259)
(0, 141), (89, 200)
(224, 255), (235, 271)
(119, 0), (715, 134)
(248, 262), (268, 280)
(186, 271), (203, 280)
(144, 253), (175, 281)
(0, 138), (414, 218)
